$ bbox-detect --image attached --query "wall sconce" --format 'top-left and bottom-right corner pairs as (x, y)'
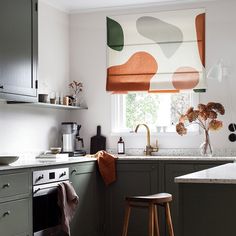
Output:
(207, 60), (229, 82)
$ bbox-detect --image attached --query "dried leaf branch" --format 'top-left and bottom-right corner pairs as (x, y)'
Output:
(176, 102), (225, 136)
(69, 81), (83, 95)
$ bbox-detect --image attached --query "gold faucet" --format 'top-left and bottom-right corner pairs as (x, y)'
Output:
(135, 124), (159, 156)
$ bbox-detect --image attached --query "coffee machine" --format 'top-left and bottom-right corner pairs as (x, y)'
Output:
(61, 122), (86, 156)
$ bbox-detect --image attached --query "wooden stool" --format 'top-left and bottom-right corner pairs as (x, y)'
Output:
(122, 193), (174, 236)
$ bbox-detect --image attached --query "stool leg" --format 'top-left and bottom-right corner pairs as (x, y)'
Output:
(122, 202), (131, 236)
(154, 205), (160, 236)
(165, 202), (174, 236)
(149, 203), (155, 236)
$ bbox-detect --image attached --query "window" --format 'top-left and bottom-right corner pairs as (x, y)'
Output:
(111, 93), (199, 134)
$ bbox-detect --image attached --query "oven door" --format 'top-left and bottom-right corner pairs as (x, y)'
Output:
(33, 182), (68, 236)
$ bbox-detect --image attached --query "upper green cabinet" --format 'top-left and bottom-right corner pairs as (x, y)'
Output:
(0, 0), (38, 101)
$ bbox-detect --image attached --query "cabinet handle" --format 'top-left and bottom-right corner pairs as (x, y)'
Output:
(0, 85), (3, 89)
(2, 183), (10, 188)
(71, 169), (77, 175)
(3, 211), (10, 217)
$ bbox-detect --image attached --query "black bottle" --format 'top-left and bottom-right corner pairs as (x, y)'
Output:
(117, 137), (125, 154)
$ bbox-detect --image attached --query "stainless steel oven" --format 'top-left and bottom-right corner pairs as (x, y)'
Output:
(33, 168), (69, 236)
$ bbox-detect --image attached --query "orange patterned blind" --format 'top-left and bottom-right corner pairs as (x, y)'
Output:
(106, 9), (206, 93)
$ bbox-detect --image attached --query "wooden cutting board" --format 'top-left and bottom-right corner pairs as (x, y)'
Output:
(90, 126), (106, 154)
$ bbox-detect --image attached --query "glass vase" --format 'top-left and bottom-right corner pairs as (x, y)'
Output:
(71, 94), (79, 106)
(200, 130), (213, 157)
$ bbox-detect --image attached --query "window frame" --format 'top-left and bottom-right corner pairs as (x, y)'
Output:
(111, 92), (200, 136)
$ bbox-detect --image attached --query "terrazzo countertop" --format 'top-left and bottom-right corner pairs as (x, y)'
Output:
(117, 155), (236, 161)
(0, 156), (97, 171)
(175, 163), (236, 184)
(0, 154), (235, 171)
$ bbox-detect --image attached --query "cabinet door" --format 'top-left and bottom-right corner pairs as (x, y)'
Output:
(0, 0), (37, 98)
(105, 162), (158, 236)
(164, 163), (195, 236)
(179, 183), (236, 236)
(0, 198), (31, 236)
(70, 162), (98, 236)
(0, 172), (30, 201)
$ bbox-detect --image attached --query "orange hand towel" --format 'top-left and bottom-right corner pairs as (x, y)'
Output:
(95, 150), (117, 186)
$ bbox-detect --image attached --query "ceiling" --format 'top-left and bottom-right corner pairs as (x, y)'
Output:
(42, 0), (207, 13)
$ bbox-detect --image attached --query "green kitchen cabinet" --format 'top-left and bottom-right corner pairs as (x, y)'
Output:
(70, 162), (100, 236)
(0, 172), (30, 202)
(163, 162), (195, 236)
(0, 198), (32, 236)
(0, 170), (32, 236)
(105, 161), (159, 236)
(179, 183), (236, 236)
(163, 161), (231, 236)
(0, 0), (38, 101)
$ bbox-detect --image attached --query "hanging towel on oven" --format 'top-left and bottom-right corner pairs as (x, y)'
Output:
(57, 182), (79, 236)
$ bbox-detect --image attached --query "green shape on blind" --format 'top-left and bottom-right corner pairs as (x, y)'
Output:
(194, 89), (206, 93)
(107, 17), (124, 51)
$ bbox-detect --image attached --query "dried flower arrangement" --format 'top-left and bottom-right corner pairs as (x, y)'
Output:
(69, 81), (83, 95)
(68, 81), (83, 106)
(176, 102), (225, 156)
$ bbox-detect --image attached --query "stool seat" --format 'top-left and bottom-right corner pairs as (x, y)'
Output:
(126, 193), (172, 204)
(122, 192), (174, 236)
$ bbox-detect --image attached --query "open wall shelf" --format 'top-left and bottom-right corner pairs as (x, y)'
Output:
(6, 101), (88, 110)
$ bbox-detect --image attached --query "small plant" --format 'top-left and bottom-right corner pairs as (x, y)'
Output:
(69, 81), (83, 96)
(176, 102), (225, 156)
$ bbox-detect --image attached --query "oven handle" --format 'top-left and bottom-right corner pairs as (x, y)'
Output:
(33, 180), (70, 197)
(33, 186), (57, 197)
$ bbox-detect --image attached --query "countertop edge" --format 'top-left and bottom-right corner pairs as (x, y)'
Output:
(0, 157), (97, 171)
(175, 163), (236, 184)
(0, 155), (235, 171)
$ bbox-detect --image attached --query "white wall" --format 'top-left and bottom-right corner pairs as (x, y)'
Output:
(70, 0), (236, 151)
(0, 1), (70, 154)
(38, 0), (70, 94)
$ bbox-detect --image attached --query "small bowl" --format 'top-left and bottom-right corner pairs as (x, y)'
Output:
(0, 156), (19, 165)
(50, 147), (62, 154)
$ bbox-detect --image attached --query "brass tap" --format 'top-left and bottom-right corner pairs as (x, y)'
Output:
(135, 124), (159, 156)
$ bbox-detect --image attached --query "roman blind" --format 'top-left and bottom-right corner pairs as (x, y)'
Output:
(106, 8), (206, 93)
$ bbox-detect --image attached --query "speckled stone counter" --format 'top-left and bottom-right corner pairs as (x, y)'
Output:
(0, 156), (97, 171)
(0, 154), (235, 171)
(175, 162), (236, 184)
(117, 155), (236, 161)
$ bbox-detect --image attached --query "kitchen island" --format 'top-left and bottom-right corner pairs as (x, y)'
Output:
(175, 163), (236, 236)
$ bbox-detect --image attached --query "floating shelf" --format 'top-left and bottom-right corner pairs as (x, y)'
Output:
(7, 101), (88, 110)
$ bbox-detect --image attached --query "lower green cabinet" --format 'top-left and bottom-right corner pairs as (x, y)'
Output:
(105, 162), (158, 236)
(163, 161), (230, 236)
(70, 162), (99, 236)
(179, 183), (236, 236)
(164, 163), (195, 236)
(0, 170), (32, 236)
(0, 198), (31, 236)
(0, 159), (232, 236)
